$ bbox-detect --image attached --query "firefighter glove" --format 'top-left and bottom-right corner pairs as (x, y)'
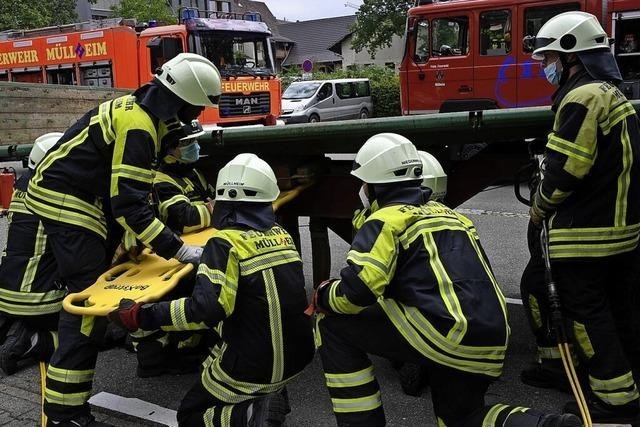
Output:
(108, 299), (143, 332)
(175, 244), (203, 264)
(529, 200), (546, 226)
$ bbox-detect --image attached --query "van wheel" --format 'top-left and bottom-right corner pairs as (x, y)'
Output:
(359, 109), (369, 119)
(309, 114), (320, 123)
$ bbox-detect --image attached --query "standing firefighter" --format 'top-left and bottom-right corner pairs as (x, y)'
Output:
(25, 53), (222, 426)
(109, 153), (315, 427)
(311, 133), (581, 427)
(526, 11), (640, 423)
(0, 133), (64, 375)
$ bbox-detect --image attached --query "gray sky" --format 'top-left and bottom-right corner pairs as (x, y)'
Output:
(257, 0), (363, 22)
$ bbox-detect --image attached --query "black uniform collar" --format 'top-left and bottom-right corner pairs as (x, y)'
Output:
(133, 80), (188, 122)
(372, 181), (430, 208)
(551, 69), (594, 112)
(14, 173), (30, 192)
(160, 158), (197, 178)
(212, 201), (275, 232)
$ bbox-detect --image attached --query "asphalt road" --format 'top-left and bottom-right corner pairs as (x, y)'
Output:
(0, 169), (574, 427)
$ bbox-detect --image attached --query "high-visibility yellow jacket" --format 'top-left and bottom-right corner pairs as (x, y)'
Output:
(25, 94), (183, 259)
(532, 70), (640, 259)
(0, 176), (66, 316)
(320, 189), (510, 377)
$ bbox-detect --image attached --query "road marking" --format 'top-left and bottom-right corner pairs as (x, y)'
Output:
(89, 392), (177, 426)
(505, 297), (523, 305)
(455, 208), (530, 219)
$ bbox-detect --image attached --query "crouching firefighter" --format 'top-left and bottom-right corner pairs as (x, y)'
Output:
(0, 133), (65, 375)
(310, 133), (582, 427)
(25, 53), (222, 426)
(109, 153), (316, 427)
(130, 120), (216, 378)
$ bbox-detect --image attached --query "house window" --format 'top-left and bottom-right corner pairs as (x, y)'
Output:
(480, 10), (512, 56)
(414, 19), (429, 63)
(432, 16), (469, 56)
(210, 1), (230, 12)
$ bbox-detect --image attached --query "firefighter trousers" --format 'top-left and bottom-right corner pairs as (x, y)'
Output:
(41, 221), (110, 422)
(316, 304), (561, 427)
(552, 252), (640, 407)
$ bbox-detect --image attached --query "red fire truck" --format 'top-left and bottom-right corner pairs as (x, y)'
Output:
(400, 0), (640, 114)
(0, 9), (281, 126)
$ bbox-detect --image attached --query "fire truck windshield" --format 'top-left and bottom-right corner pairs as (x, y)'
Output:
(191, 31), (274, 77)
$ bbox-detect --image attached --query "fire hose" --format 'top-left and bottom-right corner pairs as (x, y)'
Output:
(540, 220), (592, 427)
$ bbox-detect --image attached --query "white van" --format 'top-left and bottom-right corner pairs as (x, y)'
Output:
(280, 78), (374, 124)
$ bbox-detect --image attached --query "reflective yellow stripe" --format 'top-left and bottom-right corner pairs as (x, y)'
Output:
(331, 391), (382, 413)
(482, 404), (509, 427)
(263, 269), (284, 383)
(25, 195), (107, 239)
(47, 367), (94, 384)
(204, 407), (215, 427)
(549, 224), (640, 241)
(593, 387), (640, 406)
(538, 346), (562, 360)
(196, 203), (210, 228)
(399, 217), (471, 249)
(221, 405), (232, 426)
(98, 100), (116, 144)
(325, 365), (375, 388)
(616, 119), (632, 227)
(113, 164), (154, 183)
(137, 218), (165, 245)
(44, 388), (92, 406)
(19, 222), (47, 293)
(601, 102), (636, 135)
(573, 321), (595, 359)
(379, 299), (503, 377)
(239, 250), (301, 276)
(0, 286), (66, 304)
(328, 280), (365, 315)
(159, 194), (191, 221)
(590, 372), (636, 392)
(28, 182), (103, 219)
(0, 299), (63, 316)
(549, 237), (639, 259)
(154, 172), (182, 188)
(423, 233), (467, 343)
(529, 295), (542, 329)
(547, 134), (595, 164)
(346, 251), (390, 275)
(198, 263), (238, 317)
(9, 197), (30, 215)
(170, 298), (189, 330)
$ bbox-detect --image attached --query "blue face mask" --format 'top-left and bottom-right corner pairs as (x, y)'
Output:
(543, 59), (562, 86)
(179, 142), (200, 163)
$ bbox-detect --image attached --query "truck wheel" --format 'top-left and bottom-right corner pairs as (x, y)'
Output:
(359, 109), (369, 119)
(309, 114), (320, 123)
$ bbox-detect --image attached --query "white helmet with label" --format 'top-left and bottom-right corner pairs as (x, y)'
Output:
(351, 133), (423, 184)
(155, 53), (222, 107)
(418, 150), (447, 201)
(215, 153), (280, 202)
(29, 132), (63, 169)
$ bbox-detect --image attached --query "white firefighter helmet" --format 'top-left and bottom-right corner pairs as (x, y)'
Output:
(29, 132), (63, 169)
(532, 11), (609, 59)
(155, 53), (222, 107)
(418, 150), (447, 201)
(532, 11), (621, 81)
(351, 133), (423, 184)
(178, 120), (205, 144)
(215, 153), (280, 202)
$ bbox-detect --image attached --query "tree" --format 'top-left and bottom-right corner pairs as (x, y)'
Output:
(350, 0), (413, 57)
(111, 0), (176, 25)
(0, 0), (87, 31)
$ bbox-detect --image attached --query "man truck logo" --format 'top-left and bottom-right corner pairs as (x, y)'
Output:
(235, 98), (259, 106)
(243, 105), (252, 114)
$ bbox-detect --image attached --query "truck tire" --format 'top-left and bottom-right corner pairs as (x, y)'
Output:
(359, 108), (369, 119)
(309, 114), (320, 123)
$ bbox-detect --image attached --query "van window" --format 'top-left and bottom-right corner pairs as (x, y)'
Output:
(414, 19), (430, 63)
(355, 81), (370, 97)
(524, 3), (581, 40)
(480, 10), (512, 56)
(336, 82), (353, 99)
(283, 82), (322, 99)
(432, 16), (469, 56)
(317, 83), (333, 100)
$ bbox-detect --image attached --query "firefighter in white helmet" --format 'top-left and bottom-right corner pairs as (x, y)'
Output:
(0, 133), (64, 376)
(109, 153), (315, 426)
(25, 53), (222, 426)
(310, 133), (580, 427)
(522, 11), (640, 423)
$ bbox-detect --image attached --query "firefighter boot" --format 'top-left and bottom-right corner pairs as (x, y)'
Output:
(47, 413), (112, 426)
(537, 413), (582, 426)
(247, 392), (289, 427)
(520, 359), (573, 393)
(398, 362), (429, 396)
(564, 398), (640, 424)
(0, 320), (35, 375)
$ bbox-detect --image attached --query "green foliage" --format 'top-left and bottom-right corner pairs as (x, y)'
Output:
(280, 65), (401, 118)
(0, 0), (82, 31)
(350, 0), (412, 57)
(111, 0), (176, 25)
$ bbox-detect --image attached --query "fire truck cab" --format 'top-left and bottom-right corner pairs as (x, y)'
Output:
(0, 8), (281, 126)
(400, 0), (640, 114)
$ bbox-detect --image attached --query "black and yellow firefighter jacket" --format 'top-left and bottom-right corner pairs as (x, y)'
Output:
(319, 188), (510, 378)
(531, 70), (640, 260)
(0, 175), (66, 316)
(138, 218), (315, 400)
(25, 94), (184, 260)
(153, 162), (214, 234)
